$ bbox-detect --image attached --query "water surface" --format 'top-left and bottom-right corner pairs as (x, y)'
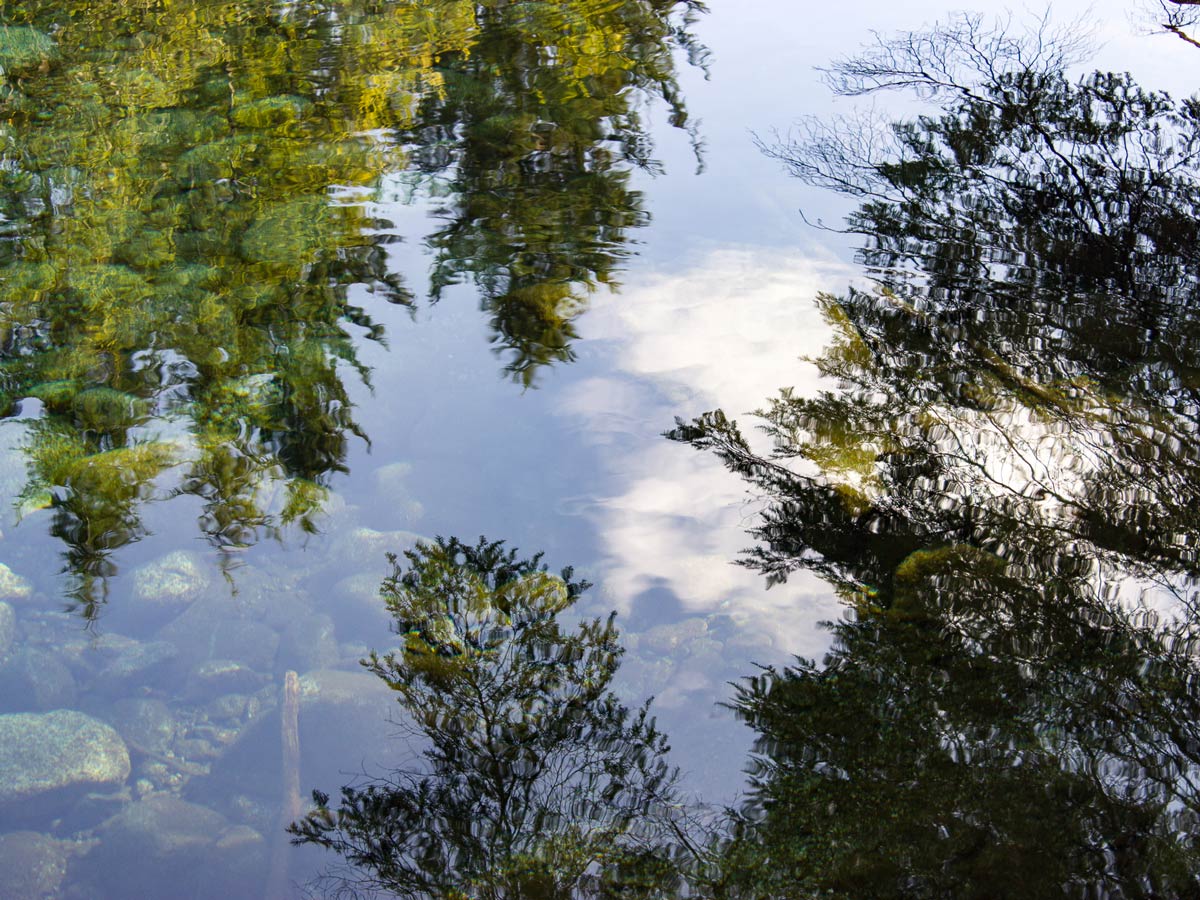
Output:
(0, 0), (1198, 896)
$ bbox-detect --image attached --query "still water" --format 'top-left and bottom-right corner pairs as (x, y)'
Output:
(0, 0), (1198, 896)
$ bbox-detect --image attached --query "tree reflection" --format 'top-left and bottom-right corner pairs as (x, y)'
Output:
(0, 0), (702, 614)
(671, 16), (1200, 897)
(289, 537), (690, 899)
(403, 0), (707, 385)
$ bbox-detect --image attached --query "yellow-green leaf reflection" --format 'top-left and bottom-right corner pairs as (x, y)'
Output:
(0, 0), (703, 613)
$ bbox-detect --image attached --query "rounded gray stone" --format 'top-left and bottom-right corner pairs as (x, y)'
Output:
(0, 647), (77, 713)
(0, 563), (32, 602)
(0, 710), (131, 806)
(132, 550), (212, 617)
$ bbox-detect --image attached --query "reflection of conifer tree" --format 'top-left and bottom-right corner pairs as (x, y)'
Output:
(670, 16), (1200, 897)
(404, 0), (706, 385)
(290, 537), (687, 899)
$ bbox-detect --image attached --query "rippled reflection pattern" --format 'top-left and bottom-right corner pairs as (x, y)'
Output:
(0, 0), (702, 613)
(673, 16), (1200, 898)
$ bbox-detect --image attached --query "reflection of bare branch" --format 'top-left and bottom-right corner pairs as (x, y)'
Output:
(1141, 0), (1200, 47)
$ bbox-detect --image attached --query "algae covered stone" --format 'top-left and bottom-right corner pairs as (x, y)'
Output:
(0, 710), (130, 806)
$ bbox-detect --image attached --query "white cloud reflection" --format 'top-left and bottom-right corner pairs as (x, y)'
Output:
(559, 247), (853, 665)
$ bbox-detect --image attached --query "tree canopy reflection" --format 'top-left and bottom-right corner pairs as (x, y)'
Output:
(670, 16), (1200, 897)
(290, 537), (692, 899)
(0, 0), (702, 614)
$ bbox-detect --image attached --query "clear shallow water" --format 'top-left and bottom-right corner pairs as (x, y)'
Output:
(1, 0), (1199, 896)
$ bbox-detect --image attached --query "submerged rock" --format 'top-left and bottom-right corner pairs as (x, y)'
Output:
(94, 639), (178, 695)
(277, 611), (339, 673)
(108, 698), (177, 758)
(329, 571), (392, 640)
(158, 594), (280, 676)
(0, 831), (78, 900)
(0, 26), (57, 71)
(0, 563), (33, 602)
(0, 647), (77, 713)
(199, 668), (398, 801)
(81, 793), (266, 900)
(131, 550), (212, 622)
(186, 659), (268, 697)
(373, 461), (426, 525)
(0, 710), (130, 810)
(331, 526), (425, 570)
(0, 601), (15, 662)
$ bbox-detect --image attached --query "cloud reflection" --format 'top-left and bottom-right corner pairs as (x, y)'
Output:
(559, 248), (853, 662)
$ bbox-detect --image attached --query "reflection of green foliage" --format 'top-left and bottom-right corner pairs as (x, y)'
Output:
(291, 537), (687, 899)
(407, 0), (706, 384)
(0, 0), (702, 614)
(0, 0), (426, 609)
(0, 26), (56, 71)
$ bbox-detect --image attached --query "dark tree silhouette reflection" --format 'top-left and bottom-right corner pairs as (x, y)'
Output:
(290, 537), (692, 899)
(670, 15), (1200, 898)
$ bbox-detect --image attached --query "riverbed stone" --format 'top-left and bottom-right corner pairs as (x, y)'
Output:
(108, 698), (177, 758)
(82, 793), (267, 899)
(332, 526), (425, 570)
(0, 710), (130, 809)
(94, 639), (178, 694)
(330, 571), (393, 639)
(186, 658), (268, 697)
(373, 461), (426, 525)
(158, 595), (280, 675)
(0, 647), (77, 713)
(227, 564), (315, 629)
(199, 668), (398, 801)
(278, 611), (340, 673)
(0, 601), (16, 662)
(0, 563), (33, 602)
(132, 550), (212, 621)
(0, 831), (76, 900)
